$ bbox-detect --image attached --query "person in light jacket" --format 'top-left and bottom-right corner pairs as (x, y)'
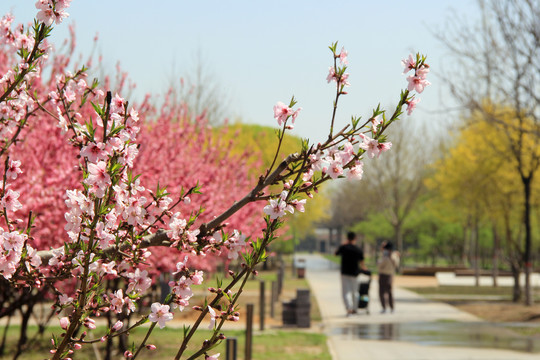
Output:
(377, 241), (400, 313)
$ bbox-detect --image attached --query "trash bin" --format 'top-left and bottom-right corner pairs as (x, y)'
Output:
(282, 299), (296, 325)
(296, 258), (306, 279)
(295, 289), (311, 328)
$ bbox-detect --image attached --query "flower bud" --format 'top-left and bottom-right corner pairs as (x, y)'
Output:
(146, 344), (157, 350)
(59, 317), (70, 330)
(112, 320), (123, 332)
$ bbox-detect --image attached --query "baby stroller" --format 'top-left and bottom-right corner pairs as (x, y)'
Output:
(357, 269), (371, 314)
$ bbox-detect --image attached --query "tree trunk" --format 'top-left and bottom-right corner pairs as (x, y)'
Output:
(0, 315), (11, 356)
(522, 176), (533, 305)
(492, 223), (499, 287)
(511, 261), (522, 302)
(395, 221), (403, 256)
(13, 301), (35, 360)
(472, 218), (480, 287)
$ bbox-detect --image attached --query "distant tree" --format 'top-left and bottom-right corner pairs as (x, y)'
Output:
(438, 0), (540, 304)
(427, 106), (540, 298)
(359, 120), (431, 254)
(167, 51), (231, 125)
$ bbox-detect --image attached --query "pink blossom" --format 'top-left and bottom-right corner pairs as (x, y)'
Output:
(111, 93), (126, 113)
(273, 102), (294, 127)
(170, 276), (193, 299)
(225, 230), (247, 260)
(64, 86), (76, 102)
(172, 256), (189, 275)
(302, 168), (314, 182)
(417, 66), (430, 79)
(359, 134), (380, 158)
(15, 33), (34, 51)
(85, 161), (111, 196)
(126, 269), (152, 294)
(377, 141), (392, 155)
(125, 298), (136, 313)
(339, 47), (348, 65)
(58, 294), (73, 305)
(406, 97), (420, 115)
(326, 67), (336, 83)
(291, 107), (302, 124)
(406, 74), (430, 93)
(80, 142), (108, 163)
(327, 67), (350, 87)
(348, 161), (364, 180)
(168, 212), (187, 241)
(148, 302), (173, 329)
(206, 353), (220, 360)
(324, 159), (344, 179)
(371, 116), (381, 134)
(96, 222), (115, 249)
(109, 289), (125, 313)
(120, 144), (138, 168)
(401, 54), (416, 74)
(290, 199), (306, 212)
(1, 189), (22, 212)
(2, 231), (25, 252)
(25, 246), (42, 268)
(341, 142), (355, 164)
(56, 106), (68, 134)
(263, 198), (286, 219)
(207, 306), (219, 329)
(6, 159), (22, 180)
(190, 270), (204, 285)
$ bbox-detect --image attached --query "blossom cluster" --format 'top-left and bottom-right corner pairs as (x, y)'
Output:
(327, 46), (350, 88)
(265, 46), (429, 224)
(35, 0), (72, 26)
(402, 53), (430, 115)
(273, 101), (302, 129)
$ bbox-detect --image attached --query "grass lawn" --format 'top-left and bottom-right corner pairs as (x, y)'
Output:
(405, 285), (514, 297)
(3, 325), (331, 360)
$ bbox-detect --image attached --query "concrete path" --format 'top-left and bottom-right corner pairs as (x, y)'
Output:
(300, 253), (540, 360)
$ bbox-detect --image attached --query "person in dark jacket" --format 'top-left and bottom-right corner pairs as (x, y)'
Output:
(335, 232), (367, 316)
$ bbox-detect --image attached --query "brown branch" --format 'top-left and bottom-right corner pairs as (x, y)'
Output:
(36, 153), (300, 263)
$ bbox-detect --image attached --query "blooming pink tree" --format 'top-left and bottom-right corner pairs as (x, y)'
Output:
(0, 2), (429, 360)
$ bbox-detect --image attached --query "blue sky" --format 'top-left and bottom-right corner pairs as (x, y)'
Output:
(3, 1), (479, 141)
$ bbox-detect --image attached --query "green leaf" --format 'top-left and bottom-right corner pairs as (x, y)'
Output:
(91, 101), (103, 117)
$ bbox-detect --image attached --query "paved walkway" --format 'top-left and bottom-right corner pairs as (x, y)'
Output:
(300, 253), (540, 360)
